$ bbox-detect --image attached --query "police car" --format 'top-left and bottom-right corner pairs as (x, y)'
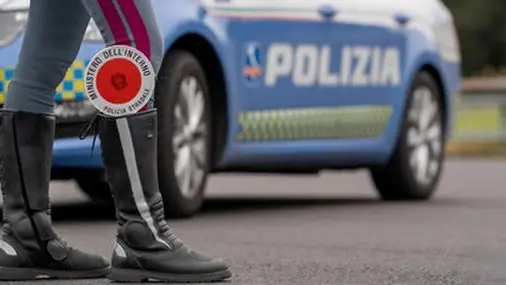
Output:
(0, 0), (461, 217)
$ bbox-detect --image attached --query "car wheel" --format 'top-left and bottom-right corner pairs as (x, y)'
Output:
(155, 50), (211, 218)
(370, 71), (445, 200)
(76, 170), (112, 203)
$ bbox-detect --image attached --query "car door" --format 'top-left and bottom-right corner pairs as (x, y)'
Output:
(324, 0), (408, 108)
(210, 0), (345, 112)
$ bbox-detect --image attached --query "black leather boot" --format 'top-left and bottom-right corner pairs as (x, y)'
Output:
(0, 111), (110, 280)
(98, 109), (231, 283)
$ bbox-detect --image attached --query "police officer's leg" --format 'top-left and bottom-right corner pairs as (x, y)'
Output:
(0, 0), (109, 281)
(79, 0), (230, 282)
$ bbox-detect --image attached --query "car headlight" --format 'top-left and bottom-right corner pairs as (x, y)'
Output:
(83, 19), (103, 42)
(434, 21), (461, 63)
(0, 10), (27, 47)
(432, 1), (461, 63)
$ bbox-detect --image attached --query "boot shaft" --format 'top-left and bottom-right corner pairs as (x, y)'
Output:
(98, 111), (160, 215)
(1, 111), (54, 234)
(98, 110), (175, 251)
(1, 111), (54, 219)
(0, 111), (69, 262)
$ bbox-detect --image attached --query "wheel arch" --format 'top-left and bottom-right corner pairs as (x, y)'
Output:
(417, 64), (448, 132)
(162, 33), (229, 169)
(385, 63), (448, 162)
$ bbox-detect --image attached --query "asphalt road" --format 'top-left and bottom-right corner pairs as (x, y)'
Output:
(1, 158), (505, 285)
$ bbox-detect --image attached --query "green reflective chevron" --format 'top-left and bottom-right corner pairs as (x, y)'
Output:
(236, 106), (392, 142)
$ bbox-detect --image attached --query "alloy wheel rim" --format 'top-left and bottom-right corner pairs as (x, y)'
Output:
(406, 86), (443, 186)
(172, 76), (207, 199)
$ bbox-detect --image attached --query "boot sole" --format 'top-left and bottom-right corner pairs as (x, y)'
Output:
(0, 266), (110, 281)
(107, 268), (232, 283)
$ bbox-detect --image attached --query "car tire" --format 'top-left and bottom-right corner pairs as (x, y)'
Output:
(155, 50), (211, 218)
(76, 170), (112, 203)
(370, 71), (445, 200)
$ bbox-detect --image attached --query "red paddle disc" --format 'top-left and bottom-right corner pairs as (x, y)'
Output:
(84, 45), (155, 117)
(96, 58), (142, 105)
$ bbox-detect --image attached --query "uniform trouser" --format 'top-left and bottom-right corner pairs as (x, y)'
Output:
(4, 0), (163, 114)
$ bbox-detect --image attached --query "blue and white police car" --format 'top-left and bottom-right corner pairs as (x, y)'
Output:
(0, 0), (461, 217)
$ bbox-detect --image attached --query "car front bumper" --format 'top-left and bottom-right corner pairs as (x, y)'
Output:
(52, 136), (103, 169)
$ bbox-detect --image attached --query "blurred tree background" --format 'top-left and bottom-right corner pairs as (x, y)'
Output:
(443, 0), (506, 76)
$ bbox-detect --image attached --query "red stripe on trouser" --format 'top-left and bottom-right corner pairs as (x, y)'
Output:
(98, 0), (151, 112)
(97, 1), (131, 45)
(116, 0), (151, 59)
(117, 0), (152, 111)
